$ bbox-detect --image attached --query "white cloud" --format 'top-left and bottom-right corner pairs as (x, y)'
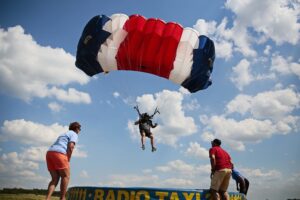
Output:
(242, 168), (281, 180)
(48, 101), (63, 112)
(155, 160), (210, 177)
(200, 114), (299, 151)
(263, 45), (272, 55)
(228, 22), (257, 57)
(97, 159), (212, 189)
(0, 119), (66, 145)
(183, 99), (200, 111)
(194, 0), (300, 60)
(0, 152), (47, 188)
(0, 119), (88, 159)
(215, 40), (234, 61)
(202, 116), (275, 145)
(156, 160), (194, 174)
(230, 57), (289, 90)
(162, 178), (194, 187)
(185, 142), (208, 159)
(200, 131), (215, 142)
(20, 146), (48, 162)
(193, 19), (217, 36)
(0, 26), (90, 103)
(128, 90), (197, 146)
(193, 18), (235, 60)
(226, 87), (300, 120)
(215, 17), (256, 57)
(113, 92), (120, 98)
(225, 0), (300, 45)
(48, 87), (91, 104)
(226, 94), (252, 115)
(271, 54), (300, 79)
(73, 145), (88, 158)
(230, 59), (253, 90)
(251, 90), (299, 120)
(99, 174), (160, 187)
(202, 87), (300, 151)
(127, 120), (139, 141)
(142, 169), (152, 174)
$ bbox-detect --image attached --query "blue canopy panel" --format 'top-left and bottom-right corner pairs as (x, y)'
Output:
(181, 35), (215, 93)
(75, 15), (111, 76)
(67, 187), (245, 200)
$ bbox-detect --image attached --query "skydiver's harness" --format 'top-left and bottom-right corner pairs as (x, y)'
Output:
(138, 117), (152, 135)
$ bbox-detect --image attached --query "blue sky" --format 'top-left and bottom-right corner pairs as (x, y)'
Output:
(0, 0), (300, 199)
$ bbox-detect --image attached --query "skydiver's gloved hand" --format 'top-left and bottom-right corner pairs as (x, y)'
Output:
(153, 123), (158, 128)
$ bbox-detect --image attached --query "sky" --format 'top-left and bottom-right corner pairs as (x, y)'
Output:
(0, 0), (300, 199)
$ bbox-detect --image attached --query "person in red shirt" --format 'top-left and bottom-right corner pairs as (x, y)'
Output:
(209, 139), (233, 200)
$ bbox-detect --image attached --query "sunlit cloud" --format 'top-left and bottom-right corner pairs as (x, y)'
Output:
(0, 26), (91, 103)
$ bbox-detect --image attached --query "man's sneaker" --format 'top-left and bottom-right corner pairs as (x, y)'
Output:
(152, 147), (157, 152)
(142, 145), (145, 150)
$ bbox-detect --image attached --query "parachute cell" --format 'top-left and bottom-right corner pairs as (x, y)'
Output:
(76, 14), (215, 93)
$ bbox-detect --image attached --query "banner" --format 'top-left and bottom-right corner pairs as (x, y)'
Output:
(67, 187), (245, 200)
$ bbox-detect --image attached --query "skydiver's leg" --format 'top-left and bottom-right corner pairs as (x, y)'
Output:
(149, 134), (156, 152)
(46, 170), (60, 200)
(58, 168), (70, 200)
(140, 131), (145, 150)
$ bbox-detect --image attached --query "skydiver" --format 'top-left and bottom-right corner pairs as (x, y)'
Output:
(134, 106), (159, 152)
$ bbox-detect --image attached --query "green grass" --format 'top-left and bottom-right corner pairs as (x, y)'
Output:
(0, 193), (59, 200)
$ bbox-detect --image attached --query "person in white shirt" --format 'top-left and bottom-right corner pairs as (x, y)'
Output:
(45, 122), (81, 200)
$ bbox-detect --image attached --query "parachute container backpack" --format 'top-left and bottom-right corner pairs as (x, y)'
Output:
(76, 13), (215, 93)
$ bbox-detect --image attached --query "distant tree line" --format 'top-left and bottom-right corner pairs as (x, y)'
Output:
(0, 188), (59, 196)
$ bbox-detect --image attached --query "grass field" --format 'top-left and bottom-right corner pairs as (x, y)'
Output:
(0, 193), (59, 200)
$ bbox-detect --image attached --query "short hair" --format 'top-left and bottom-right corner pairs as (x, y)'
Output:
(69, 122), (81, 131)
(212, 138), (221, 146)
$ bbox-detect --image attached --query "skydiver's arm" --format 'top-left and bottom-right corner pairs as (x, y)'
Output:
(134, 119), (140, 125)
(134, 106), (142, 117)
(150, 121), (157, 128)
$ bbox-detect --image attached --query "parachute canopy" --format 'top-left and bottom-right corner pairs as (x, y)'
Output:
(76, 14), (215, 93)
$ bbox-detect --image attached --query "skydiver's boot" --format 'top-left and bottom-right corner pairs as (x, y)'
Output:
(151, 147), (157, 152)
(142, 144), (145, 150)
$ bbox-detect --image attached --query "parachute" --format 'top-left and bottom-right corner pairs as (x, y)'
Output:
(76, 14), (215, 93)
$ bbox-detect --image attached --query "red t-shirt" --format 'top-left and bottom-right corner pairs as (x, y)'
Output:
(209, 146), (232, 170)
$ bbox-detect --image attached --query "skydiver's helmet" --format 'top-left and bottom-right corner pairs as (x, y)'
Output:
(142, 113), (150, 119)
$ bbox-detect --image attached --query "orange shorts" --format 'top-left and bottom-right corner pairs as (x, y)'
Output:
(46, 151), (69, 171)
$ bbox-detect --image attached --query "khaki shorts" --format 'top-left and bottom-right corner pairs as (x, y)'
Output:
(210, 168), (232, 192)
